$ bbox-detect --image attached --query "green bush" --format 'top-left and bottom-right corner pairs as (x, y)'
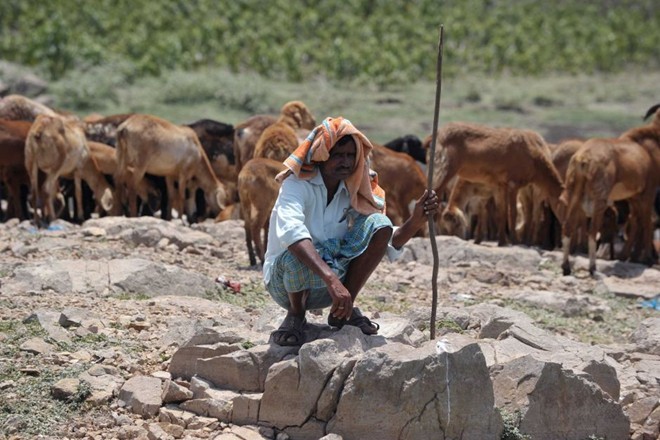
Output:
(1, 0), (658, 85)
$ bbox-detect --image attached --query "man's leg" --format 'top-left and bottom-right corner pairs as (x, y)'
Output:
(328, 226), (391, 335)
(343, 226), (392, 299)
(272, 289), (309, 346)
(287, 290), (308, 317)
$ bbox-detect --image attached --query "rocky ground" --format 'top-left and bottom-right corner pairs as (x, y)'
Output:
(0, 215), (658, 439)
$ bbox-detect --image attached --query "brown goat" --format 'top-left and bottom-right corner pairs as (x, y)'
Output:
(237, 158), (286, 266)
(0, 95), (58, 121)
(25, 115), (113, 226)
(252, 104), (316, 162)
(431, 122), (564, 246)
(0, 120), (32, 219)
(233, 101), (316, 172)
(369, 143), (427, 230)
(253, 123), (302, 162)
(233, 114), (277, 172)
(87, 141), (159, 216)
(620, 104), (660, 176)
(439, 178), (496, 243)
(115, 114), (227, 220)
(560, 138), (657, 276)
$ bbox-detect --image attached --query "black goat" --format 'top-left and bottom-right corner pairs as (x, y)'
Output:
(384, 134), (426, 163)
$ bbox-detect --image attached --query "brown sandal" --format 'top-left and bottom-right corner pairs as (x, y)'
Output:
(328, 307), (379, 335)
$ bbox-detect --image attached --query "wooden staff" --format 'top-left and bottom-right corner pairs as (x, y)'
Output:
(427, 25), (444, 340)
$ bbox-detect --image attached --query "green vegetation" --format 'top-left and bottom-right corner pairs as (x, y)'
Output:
(241, 340), (256, 350)
(0, 320), (104, 436)
(500, 286), (655, 346)
(1, 0), (657, 83)
(0, 362), (92, 436)
(115, 291), (151, 301)
(435, 318), (464, 334)
(499, 409), (531, 440)
(205, 281), (271, 309)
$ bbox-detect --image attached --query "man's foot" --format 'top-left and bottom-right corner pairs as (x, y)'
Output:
(270, 313), (307, 346)
(328, 307), (379, 335)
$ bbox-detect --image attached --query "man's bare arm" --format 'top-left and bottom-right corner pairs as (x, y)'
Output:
(392, 190), (439, 249)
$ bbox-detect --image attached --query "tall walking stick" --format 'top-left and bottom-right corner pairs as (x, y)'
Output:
(428, 25), (444, 340)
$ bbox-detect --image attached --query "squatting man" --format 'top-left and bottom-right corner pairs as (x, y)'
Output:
(262, 116), (439, 346)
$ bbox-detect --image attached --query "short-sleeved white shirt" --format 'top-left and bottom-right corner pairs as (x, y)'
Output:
(263, 171), (401, 284)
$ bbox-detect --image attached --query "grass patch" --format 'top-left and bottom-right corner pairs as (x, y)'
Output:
(0, 319), (103, 436)
(115, 292), (151, 301)
(204, 281), (270, 309)
(0, 363), (93, 436)
(436, 318), (464, 335)
(499, 288), (653, 346)
(241, 340), (256, 350)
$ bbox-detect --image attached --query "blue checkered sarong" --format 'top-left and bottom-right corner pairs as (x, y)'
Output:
(267, 212), (392, 310)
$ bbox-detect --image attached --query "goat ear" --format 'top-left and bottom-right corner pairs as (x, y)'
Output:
(293, 110), (303, 126)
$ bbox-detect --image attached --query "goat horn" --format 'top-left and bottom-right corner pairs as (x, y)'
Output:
(643, 103), (660, 121)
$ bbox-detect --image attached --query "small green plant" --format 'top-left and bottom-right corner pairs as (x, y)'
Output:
(241, 340), (256, 350)
(69, 381), (92, 405)
(0, 319), (18, 333)
(205, 281), (270, 310)
(116, 292), (151, 301)
(77, 333), (108, 344)
(499, 409), (530, 440)
(436, 318), (464, 334)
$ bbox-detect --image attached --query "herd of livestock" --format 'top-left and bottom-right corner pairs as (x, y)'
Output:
(0, 94), (659, 276)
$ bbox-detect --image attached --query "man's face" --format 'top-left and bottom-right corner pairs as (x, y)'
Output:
(319, 137), (357, 184)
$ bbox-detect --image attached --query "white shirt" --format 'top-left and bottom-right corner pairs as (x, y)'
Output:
(263, 171), (401, 284)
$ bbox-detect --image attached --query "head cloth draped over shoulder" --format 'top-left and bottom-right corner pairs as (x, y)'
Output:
(275, 116), (386, 215)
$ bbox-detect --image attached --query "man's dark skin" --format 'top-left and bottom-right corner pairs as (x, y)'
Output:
(282, 136), (438, 325)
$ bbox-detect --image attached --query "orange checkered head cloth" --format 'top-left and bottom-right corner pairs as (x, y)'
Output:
(275, 116), (386, 215)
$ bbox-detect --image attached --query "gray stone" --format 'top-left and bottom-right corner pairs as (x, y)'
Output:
(260, 326), (376, 428)
(158, 405), (198, 428)
(196, 344), (297, 392)
(59, 307), (104, 330)
(231, 392), (261, 425)
(490, 356), (630, 440)
(84, 216), (215, 250)
(403, 235), (542, 270)
(79, 368), (124, 406)
(327, 340), (503, 440)
(630, 318), (660, 356)
(118, 376), (163, 418)
(225, 425), (267, 440)
(282, 418), (326, 440)
(19, 337), (55, 355)
(109, 258), (218, 298)
(161, 379), (193, 403)
(51, 378), (81, 401)
(168, 344), (241, 381)
(23, 309), (72, 343)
